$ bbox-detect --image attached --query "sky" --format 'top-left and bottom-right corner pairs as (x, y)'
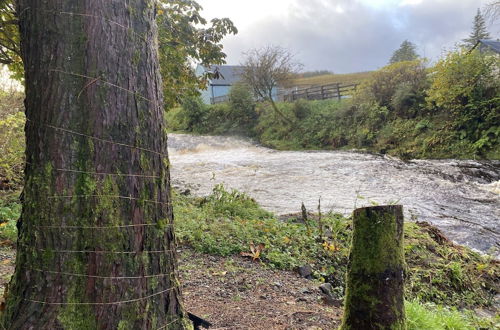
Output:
(196, 0), (498, 73)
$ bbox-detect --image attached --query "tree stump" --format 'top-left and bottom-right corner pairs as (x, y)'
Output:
(341, 205), (406, 330)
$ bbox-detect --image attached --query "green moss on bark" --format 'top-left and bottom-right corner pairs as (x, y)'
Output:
(341, 205), (406, 330)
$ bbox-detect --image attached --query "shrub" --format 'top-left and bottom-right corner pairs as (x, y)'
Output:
(228, 83), (258, 130)
(164, 106), (188, 131)
(427, 49), (499, 113)
(355, 60), (428, 117)
(427, 49), (500, 154)
(291, 99), (312, 120)
(179, 96), (208, 132)
(0, 191), (21, 243)
(0, 91), (25, 190)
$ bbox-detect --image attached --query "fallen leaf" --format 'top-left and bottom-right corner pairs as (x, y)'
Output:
(240, 242), (265, 261)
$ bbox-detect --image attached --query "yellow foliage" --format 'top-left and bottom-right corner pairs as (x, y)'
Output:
(426, 49), (500, 111)
(0, 111), (25, 188)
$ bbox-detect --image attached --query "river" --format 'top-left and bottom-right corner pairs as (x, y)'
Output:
(167, 133), (500, 258)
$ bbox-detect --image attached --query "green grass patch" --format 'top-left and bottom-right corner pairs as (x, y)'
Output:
(405, 299), (499, 330)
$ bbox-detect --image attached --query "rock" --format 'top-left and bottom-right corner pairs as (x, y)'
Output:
(300, 287), (312, 294)
(273, 281), (283, 288)
(297, 265), (313, 279)
(319, 282), (342, 307)
(319, 283), (333, 295)
(322, 295), (342, 307)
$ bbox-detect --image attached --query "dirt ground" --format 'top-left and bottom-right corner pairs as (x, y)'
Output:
(0, 247), (342, 329)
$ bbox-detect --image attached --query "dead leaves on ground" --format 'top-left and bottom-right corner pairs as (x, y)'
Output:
(240, 242), (265, 261)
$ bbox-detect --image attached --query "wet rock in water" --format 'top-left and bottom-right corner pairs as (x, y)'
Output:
(298, 265), (313, 279)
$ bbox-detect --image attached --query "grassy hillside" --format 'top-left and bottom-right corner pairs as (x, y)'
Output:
(291, 71), (374, 87)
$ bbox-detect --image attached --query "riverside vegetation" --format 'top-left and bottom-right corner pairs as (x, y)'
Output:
(167, 50), (499, 160)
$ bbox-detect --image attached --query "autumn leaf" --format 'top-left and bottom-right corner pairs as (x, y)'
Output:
(240, 242), (265, 261)
(322, 241), (340, 252)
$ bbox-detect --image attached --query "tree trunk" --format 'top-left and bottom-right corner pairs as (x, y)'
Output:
(1, 0), (188, 328)
(341, 205), (406, 330)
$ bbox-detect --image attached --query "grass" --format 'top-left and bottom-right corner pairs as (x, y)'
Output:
(290, 71), (374, 87)
(405, 299), (499, 330)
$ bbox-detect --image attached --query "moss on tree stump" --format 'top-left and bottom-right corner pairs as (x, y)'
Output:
(341, 205), (406, 330)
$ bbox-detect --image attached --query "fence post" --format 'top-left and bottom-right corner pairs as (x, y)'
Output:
(341, 205), (406, 330)
(336, 83), (341, 101)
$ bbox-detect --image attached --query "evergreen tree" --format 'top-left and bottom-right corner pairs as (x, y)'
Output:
(389, 40), (419, 64)
(463, 8), (490, 47)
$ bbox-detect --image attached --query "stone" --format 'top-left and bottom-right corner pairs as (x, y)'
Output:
(319, 283), (333, 295)
(297, 265), (313, 279)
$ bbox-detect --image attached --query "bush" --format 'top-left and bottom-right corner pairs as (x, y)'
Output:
(291, 99), (312, 120)
(427, 49), (499, 113)
(228, 83), (258, 130)
(355, 60), (428, 118)
(0, 191), (21, 243)
(427, 49), (500, 155)
(180, 96), (208, 132)
(0, 91), (25, 190)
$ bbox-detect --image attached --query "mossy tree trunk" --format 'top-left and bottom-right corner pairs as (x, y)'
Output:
(1, 0), (188, 328)
(341, 205), (406, 330)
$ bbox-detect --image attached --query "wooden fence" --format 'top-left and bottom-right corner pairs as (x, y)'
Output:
(283, 83), (358, 102)
(210, 82), (358, 104)
(210, 95), (229, 104)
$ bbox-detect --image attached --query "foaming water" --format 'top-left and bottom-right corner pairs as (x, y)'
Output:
(168, 133), (500, 257)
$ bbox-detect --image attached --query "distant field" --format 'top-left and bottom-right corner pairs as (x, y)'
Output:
(291, 71), (374, 87)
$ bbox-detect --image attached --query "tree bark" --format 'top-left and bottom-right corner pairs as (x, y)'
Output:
(341, 205), (406, 330)
(1, 0), (188, 328)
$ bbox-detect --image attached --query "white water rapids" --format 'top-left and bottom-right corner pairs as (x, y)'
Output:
(168, 133), (500, 258)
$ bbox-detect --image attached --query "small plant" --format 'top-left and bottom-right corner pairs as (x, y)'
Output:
(0, 193), (21, 243)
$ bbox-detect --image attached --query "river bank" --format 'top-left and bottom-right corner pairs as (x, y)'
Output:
(167, 133), (500, 258)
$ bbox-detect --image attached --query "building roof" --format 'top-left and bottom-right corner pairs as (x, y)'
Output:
(204, 65), (245, 86)
(472, 39), (500, 54)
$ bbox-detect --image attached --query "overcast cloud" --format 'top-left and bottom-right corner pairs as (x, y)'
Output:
(197, 0), (498, 73)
